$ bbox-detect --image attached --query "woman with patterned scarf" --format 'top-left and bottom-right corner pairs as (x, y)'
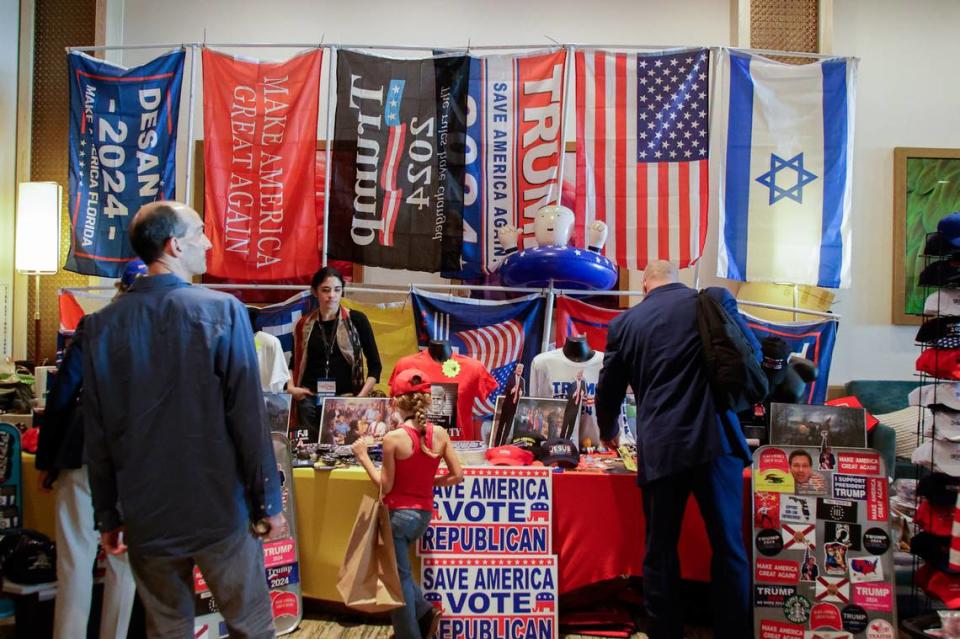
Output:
(288, 266), (382, 440)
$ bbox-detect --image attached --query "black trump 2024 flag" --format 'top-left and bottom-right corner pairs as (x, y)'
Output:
(328, 50), (468, 273)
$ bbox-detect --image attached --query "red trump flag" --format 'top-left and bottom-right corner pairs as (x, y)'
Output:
(202, 48), (323, 280)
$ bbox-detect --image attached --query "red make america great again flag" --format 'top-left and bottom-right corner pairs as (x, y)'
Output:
(202, 48), (322, 280)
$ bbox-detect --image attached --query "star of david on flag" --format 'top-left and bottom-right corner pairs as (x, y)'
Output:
(716, 49), (857, 288)
(756, 153), (817, 205)
(410, 289), (545, 418)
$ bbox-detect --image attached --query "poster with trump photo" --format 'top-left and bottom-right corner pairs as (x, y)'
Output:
(66, 49), (184, 277)
(421, 556), (558, 639)
(444, 49), (569, 279)
(328, 50), (468, 272)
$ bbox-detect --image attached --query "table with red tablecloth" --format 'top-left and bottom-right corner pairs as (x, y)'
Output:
(553, 469), (753, 594)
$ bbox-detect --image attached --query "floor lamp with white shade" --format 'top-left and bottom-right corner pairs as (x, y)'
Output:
(14, 182), (61, 366)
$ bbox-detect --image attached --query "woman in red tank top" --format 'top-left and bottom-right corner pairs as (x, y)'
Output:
(353, 369), (464, 639)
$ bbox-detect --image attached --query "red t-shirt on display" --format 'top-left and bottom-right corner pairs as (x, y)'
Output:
(390, 351), (498, 440)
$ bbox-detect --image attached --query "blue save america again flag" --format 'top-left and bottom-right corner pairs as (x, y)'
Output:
(66, 49), (185, 277)
(410, 290), (545, 417)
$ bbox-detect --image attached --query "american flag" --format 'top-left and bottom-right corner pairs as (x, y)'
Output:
(380, 79), (406, 247)
(458, 320), (524, 415)
(410, 290), (546, 419)
(575, 48), (710, 270)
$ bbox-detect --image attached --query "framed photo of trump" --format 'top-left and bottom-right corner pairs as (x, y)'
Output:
(893, 147), (960, 325)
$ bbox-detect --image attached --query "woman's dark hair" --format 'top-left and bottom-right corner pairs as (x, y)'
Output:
(129, 202), (187, 264)
(311, 266), (345, 291)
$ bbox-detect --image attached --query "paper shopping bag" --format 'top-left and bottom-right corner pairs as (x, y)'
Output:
(337, 493), (404, 613)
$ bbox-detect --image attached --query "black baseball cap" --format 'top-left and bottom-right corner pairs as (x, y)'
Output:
(916, 316), (960, 348)
(511, 432), (546, 460)
(540, 437), (580, 469)
(924, 233), (960, 257)
(918, 260), (960, 288)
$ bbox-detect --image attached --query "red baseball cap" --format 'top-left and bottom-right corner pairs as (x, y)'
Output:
(390, 369), (432, 397)
(917, 564), (960, 607)
(917, 348), (960, 380)
(916, 500), (954, 536)
(485, 445), (535, 466)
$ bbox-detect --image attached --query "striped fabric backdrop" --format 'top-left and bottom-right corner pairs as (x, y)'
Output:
(575, 48), (710, 271)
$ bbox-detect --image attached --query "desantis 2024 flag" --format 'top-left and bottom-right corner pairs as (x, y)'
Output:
(328, 51), (468, 273)
(203, 48), (323, 280)
(445, 49), (568, 279)
(66, 49), (184, 277)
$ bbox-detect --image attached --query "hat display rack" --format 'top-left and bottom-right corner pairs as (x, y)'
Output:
(902, 217), (960, 634)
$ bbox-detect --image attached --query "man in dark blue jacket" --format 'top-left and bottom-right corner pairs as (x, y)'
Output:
(595, 260), (753, 639)
(82, 201), (284, 638)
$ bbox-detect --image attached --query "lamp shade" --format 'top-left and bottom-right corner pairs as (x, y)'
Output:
(15, 181), (61, 274)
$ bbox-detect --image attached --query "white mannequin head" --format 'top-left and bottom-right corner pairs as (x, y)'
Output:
(533, 205), (575, 247)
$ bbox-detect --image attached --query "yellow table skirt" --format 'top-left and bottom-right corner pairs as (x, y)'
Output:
(22, 454), (393, 603)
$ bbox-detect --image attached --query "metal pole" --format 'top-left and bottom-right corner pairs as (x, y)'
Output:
(183, 45), (199, 206)
(66, 42), (844, 61)
(33, 274), (41, 365)
(321, 46), (337, 267)
(57, 282), (839, 320)
(555, 46), (574, 206)
(541, 280), (555, 352)
(793, 285), (800, 322)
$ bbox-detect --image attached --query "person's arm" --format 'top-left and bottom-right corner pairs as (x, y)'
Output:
(80, 320), (125, 548)
(352, 312), (381, 397)
(218, 299), (284, 526)
(595, 318), (629, 448)
(352, 435), (393, 493)
(36, 319), (86, 476)
(435, 430), (464, 487)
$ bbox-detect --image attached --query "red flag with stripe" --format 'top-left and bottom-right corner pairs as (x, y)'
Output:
(575, 49), (710, 270)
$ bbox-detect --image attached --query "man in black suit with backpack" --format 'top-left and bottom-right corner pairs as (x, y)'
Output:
(595, 260), (762, 639)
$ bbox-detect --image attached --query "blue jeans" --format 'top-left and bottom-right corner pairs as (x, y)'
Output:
(389, 509), (434, 639)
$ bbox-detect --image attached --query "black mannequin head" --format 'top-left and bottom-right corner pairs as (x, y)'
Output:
(428, 340), (453, 362)
(562, 335), (594, 363)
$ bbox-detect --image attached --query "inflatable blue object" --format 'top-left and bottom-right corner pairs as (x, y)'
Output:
(499, 245), (618, 290)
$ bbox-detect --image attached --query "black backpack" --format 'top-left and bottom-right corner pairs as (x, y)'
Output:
(696, 289), (769, 413)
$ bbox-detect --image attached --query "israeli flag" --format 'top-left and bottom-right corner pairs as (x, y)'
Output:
(716, 49), (857, 288)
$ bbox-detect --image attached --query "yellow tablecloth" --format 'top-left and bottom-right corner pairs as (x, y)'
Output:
(22, 454), (382, 603)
